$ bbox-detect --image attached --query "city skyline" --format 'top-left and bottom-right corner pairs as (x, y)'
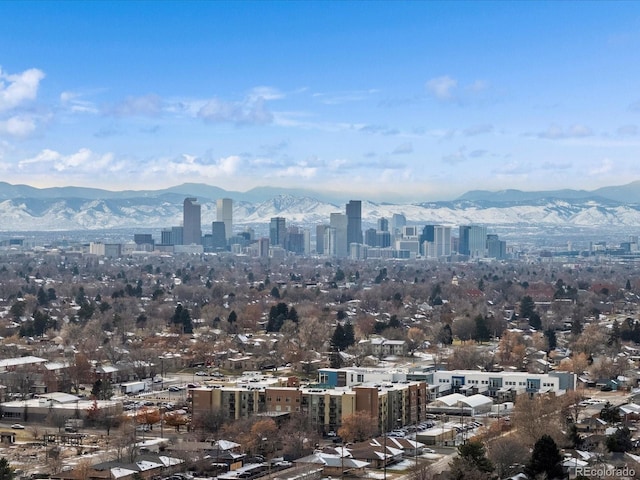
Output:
(1, 2), (640, 201)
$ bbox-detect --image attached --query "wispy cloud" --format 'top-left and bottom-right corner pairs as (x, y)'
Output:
(358, 124), (399, 136)
(463, 124), (493, 136)
(60, 91), (99, 114)
(19, 148), (119, 173)
(426, 75), (458, 100)
(312, 89), (378, 105)
(198, 96), (273, 125)
(537, 124), (594, 139)
(109, 94), (163, 117)
(442, 148), (467, 165)
(392, 142), (413, 154)
(588, 158), (613, 175)
(617, 124), (638, 136)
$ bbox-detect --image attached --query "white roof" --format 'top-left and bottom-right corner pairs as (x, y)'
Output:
(0, 356), (47, 368)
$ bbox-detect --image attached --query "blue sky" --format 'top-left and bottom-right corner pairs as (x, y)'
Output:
(1, 1), (640, 202)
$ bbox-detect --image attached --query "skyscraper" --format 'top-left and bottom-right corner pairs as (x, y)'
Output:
(346, 200), (363, 246)
(183, 197), (202, 245)
(216, 198), (233, 240)
(211, 221), (227, 251)
(459, 225), (487, 258)
(330, 213), (348, 258)
(270, 217), (286, 248)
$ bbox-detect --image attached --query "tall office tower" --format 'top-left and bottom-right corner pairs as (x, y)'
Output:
(420, 225), (435, 255)
(286, 226), (305, 255)
(390, 213), (406, 235)
(459, 225), (487, 257)
(316, 225), (328, 254)
(330, 213), (348, 258)
(270, 217), (286, 247)
(346, 200), (363, 246)
(487, 234), (506, 260)
(303, 229), (311, 255)
(183, 197), (202, 245)
(216, 198), (233, 240)
(324, 227), (337, 257)
(458, 226), (471, 255)
(257, 237), (270, 258)
(433, 225), (452, 257)
(365, 228), (378, 247)
(211, 221), (227, 251)
(378, 217), (389, 232)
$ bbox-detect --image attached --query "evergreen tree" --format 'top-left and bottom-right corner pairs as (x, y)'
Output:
(331, 324), (346, 351)
(474, 315), (491, 343)
(525, 434), (564, 480)
(438, 324), (453, 345)
(545, 328), (557, 352)
(266, 303), (289, 332)
(343, 321), (355, 348)
(529, 312), (542, 330)
(0, 457), (15, 480)
(287, 307), (299, 324)
(270, 286), (280, 298)
(449, 440), (493, 479)
(606, 426), (633, 452)
(36, 287), (48, 306)
(519, 295), (536, 319)
(600, 401), (621, 423)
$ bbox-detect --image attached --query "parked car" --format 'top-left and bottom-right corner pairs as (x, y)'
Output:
(11, 424), (25, 429)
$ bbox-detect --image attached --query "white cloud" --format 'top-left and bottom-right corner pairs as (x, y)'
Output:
(162, 154), (242, 177)
(589, 158), (613, 176)
(247, 86), (284, 102)
(272, 165), (317, 178)
(60, 91), (99, 114)
(18, 148), (118, 173)
(0, 115), (37, 137)
(0, 67), (45, 112)
(426, 75), (457, 100)
(198, 96), (273, 125)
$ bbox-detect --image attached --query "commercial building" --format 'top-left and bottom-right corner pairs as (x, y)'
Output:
(216, 198), (233, 240)
(346, 200), (363, 246)
(269, 217), (286, 248)
(183, 197), (202, 245)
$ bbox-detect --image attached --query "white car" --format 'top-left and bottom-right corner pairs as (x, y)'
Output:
(11, 423), (25, 429)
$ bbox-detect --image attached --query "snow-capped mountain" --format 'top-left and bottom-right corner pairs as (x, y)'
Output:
(1, 185), (640, 232)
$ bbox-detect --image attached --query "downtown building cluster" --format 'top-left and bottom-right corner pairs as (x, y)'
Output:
(116, 197), (508, 261)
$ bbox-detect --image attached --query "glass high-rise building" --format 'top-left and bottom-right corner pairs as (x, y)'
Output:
(216, 198), (233, 240)
(346, 200), (363, 246)
(183, 197), (202, 245)
(270, 217), (286, 247)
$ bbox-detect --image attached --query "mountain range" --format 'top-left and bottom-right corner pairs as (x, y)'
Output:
(1, 181), (640, 232)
